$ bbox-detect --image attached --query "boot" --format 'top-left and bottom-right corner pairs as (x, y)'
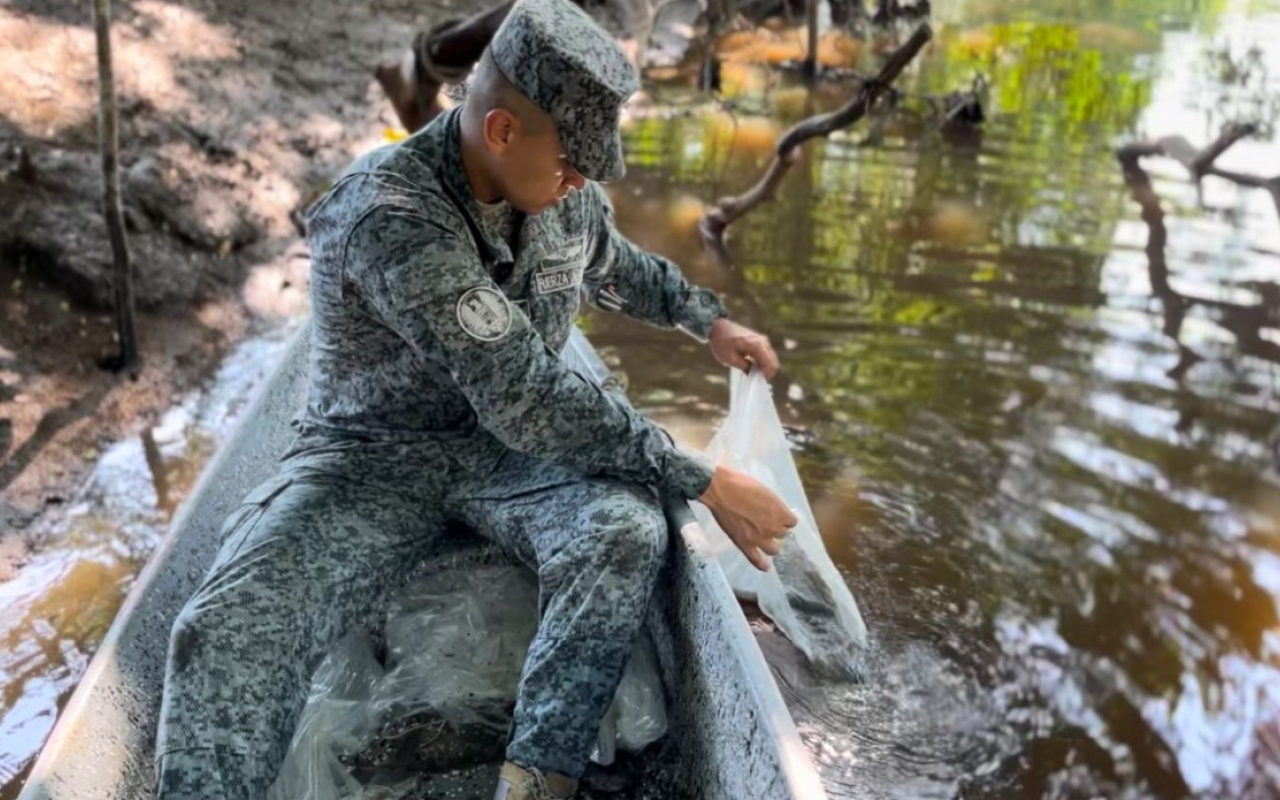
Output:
(492, 761), (579, 800)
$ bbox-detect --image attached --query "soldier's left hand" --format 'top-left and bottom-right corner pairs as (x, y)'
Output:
(708, 318), (780, 381)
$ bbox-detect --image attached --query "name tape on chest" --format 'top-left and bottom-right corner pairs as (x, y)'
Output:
(533, 237), (587, 296)
(534, 263), (585, 295)
(456, 286), (514, 341)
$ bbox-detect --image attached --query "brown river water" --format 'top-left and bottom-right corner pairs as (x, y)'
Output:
(3, 1), (1279, 798)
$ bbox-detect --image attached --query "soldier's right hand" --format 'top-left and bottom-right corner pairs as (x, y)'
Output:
(698, 465), (798, 571)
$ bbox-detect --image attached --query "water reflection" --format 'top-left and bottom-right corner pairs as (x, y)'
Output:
(1109, 127), (1280, 800)
(592, 2), (1280, 797)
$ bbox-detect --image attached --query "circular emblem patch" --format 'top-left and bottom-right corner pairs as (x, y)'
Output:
(456, 286), (513, 342)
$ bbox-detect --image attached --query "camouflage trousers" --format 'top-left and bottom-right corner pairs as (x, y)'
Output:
(153, 435), (669, 799)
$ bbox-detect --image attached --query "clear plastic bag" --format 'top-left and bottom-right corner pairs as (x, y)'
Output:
(690, 368), (870, 680)
(591, 627), (667, 766)
(352, 565), (541, 773)
(270, 563), (669, 799)
(267, 629), (389, 800)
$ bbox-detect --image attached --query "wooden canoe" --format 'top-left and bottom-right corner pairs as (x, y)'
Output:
(17, 323), (827, 800)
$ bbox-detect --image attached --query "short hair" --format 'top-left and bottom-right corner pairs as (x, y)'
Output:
(461, 49), (555, 135)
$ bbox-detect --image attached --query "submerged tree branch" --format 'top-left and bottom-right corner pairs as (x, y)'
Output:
(1116, 123), (1280, 225)
(699, 23), (932, 264)
(1116, 139), (1280, 380)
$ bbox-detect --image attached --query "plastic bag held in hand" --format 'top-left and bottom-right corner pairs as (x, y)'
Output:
(691, 368), (869, 681)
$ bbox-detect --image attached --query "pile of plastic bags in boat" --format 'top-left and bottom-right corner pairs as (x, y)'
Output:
(268, 564), (666, 800)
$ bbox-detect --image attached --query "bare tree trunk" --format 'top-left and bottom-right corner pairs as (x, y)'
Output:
(802, 0), (819, 80)
(92, 0), (138, 371)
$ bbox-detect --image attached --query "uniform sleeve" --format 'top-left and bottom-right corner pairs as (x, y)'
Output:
(580, 185), (729, 342)
(345, 203), (715, 501)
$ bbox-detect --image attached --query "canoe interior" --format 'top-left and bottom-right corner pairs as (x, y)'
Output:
(17, 323), (827, 800)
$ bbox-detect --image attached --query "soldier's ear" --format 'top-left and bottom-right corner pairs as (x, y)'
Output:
(483, 108), (518, 154)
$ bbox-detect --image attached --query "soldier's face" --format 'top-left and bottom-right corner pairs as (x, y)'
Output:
(499, 119), (587, 214)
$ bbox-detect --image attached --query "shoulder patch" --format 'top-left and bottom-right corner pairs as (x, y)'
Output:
(456, 286), (513, 342)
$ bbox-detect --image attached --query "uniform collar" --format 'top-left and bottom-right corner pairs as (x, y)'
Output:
(430, 107), (515, 266)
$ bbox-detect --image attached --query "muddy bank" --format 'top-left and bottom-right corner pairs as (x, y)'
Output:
(0, 0), (475, 579)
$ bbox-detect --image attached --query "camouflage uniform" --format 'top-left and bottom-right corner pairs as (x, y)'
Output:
(153, 0), (729, 797)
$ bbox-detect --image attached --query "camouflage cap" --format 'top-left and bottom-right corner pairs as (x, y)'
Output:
(488, 0), (640, 183)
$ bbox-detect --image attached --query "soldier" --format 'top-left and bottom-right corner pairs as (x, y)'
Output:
(153, 0), (797, 798)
